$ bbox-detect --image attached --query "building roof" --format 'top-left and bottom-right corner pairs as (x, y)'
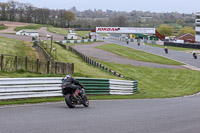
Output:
(20, 29), (39, 33)
(176, 33), (195, 39)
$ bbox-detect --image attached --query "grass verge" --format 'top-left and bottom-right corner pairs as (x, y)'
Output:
(96, 43), (183, 65)
(97, 61), (200, 98)
(47, 27), (68, 35)
(0, 36), (36, 58)
(0, 97), (64, 105)
(74, 31), (90, 37)
(14, 24), (52, 31)
(47, 27), (90, 37)
(145, 43), (197, 51)
(0, 70), (66, 78)
(0, 26), (8, 30)
(40, 41), (122, 79)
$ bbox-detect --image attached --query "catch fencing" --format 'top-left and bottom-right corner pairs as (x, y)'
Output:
(0, 77), (138, 100)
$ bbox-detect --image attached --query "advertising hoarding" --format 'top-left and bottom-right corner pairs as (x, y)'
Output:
(96, 27), (156, 34)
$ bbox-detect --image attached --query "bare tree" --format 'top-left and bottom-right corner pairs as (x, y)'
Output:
(36, 8), (50, 24)
(58, 9), (66, 27)
(114, 15), (127, 27)
(0, 2), (9, 20)
(17, 3), (25, 22)
(7, 0), (18, 21)
(24, 4), (35, 23)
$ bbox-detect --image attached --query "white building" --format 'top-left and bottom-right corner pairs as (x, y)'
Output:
(16, 29), (39, 37)
(195, 12), (200, 42)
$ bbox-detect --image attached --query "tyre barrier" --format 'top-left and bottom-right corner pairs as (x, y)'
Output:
(59, 39), (96, 44)
(0, 77), (138, 99)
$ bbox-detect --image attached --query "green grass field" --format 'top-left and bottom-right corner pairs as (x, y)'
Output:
(14, 24), (52, 31)
(96, 61), (200, 98)
(47, 27), (68, 35)
(40, 41), (122, 79)
(0, 26), (8, 30)
(74, 31), (90, 37)
(0, 70), (66, 78)
(47, 27), (90, 37)
(145, 43), (196, 51)
(96, 43), (183, 65)
(0, 36), (36, 58)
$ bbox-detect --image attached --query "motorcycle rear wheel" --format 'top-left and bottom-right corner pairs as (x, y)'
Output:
(65, 94), (76, 108)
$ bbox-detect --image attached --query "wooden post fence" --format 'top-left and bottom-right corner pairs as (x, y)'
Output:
(1, 55), (3, 71)
(0, 54), (74, 75)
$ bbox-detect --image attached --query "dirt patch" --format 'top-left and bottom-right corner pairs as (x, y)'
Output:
(0, 24), (6, 27)
(0, 21), (32, 33)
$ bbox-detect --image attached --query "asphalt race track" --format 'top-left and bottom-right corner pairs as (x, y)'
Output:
(103, 37), (200, 70)
(1, 96), (200, 133)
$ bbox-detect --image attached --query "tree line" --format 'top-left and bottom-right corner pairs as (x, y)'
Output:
(0, 1), (75, 28)
(0, 0), (196, 32)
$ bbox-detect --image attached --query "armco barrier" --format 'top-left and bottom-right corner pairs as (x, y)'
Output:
(0, 77), (138, 100)
(77, 78), (110, 94)
(60, 39), (96, 44)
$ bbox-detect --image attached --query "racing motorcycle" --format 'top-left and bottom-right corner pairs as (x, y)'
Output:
(62, 86), (89, 108)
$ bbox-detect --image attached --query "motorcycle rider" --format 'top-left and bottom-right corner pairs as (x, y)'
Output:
(62, 75), (84, 96)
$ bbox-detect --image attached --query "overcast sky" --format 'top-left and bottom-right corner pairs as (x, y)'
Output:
(1, 0), (200, 13)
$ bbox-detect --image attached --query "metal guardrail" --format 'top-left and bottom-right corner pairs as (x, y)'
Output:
(0, 77), (138, 100)
(60, 39), (96, 44)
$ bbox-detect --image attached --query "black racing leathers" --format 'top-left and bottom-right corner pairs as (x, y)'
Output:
(62, 77), (83, 94)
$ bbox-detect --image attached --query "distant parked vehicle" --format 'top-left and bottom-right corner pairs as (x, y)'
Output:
(67, 33), (78, 40)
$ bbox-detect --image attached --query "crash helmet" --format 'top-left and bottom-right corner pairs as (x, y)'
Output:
(66, 74), (71, 78)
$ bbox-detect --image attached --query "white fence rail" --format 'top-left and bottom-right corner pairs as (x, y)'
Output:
(0, 78), (62, 99)
(0, 78), (138, 100)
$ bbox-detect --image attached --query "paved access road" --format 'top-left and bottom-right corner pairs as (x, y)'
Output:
(0, 27), (65, 42)
(102, 37), (200, 70)
(1, 96), (200, 133)
(36, 27), (65, 41)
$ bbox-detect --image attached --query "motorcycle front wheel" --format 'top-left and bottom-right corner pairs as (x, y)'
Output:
(65, 94), (76, 108)
(82, 95), (89, 107)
